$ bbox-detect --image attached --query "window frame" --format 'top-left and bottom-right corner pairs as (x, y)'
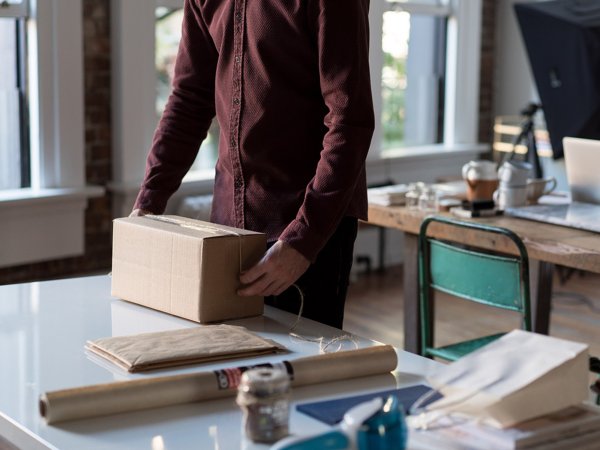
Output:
(1, 0), (29, 188)
(0, 0), (103, 268)
(369, 0), (482, 160)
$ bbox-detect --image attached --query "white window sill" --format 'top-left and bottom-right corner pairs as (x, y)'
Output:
(0, 186), (104, 268)
(366, 142), (489, 184)
(368, 143), (489, 168)
(0, 186), (104, 208)
(109, 144), (488, 216)
(108, 174), (214, 218)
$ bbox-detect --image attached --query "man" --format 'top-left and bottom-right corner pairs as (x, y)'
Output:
(132, 0), (374, 329)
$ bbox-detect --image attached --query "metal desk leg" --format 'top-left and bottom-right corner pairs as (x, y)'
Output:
(403, 233), (421, 354)
(530, 260), (554, 334)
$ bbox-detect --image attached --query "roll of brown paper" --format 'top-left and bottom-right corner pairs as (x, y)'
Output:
(40, 345), (397, 424)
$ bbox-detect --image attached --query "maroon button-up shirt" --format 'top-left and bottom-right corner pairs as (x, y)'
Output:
(134, 0), (374, 262)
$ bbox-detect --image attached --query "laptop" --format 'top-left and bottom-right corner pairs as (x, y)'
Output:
(506, 137), (600, 233)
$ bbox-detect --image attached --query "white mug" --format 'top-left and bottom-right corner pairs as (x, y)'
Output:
(526, 177), (557, 203)
(498, 161), (532, 187)
(494, 186), (528, 209)
(462, 160), (498, 182)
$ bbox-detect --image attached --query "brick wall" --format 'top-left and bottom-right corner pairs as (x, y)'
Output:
(0, 1), (498, 285)
(479, 0), (497, 145)
(0, 0), (113, 285)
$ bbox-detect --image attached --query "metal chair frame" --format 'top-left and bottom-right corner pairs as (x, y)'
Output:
(418, 216), (532, 361)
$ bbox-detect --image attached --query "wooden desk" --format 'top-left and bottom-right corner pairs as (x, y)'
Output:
(367, 204), (600, 354)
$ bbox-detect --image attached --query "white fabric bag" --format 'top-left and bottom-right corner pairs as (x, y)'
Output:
(424, 330), (589, 428)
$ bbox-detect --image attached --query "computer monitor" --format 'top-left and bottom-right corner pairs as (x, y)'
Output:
(515, 0), (600, 159)
(563, 137), (600, 204)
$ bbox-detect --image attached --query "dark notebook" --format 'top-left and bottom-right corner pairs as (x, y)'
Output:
(296, 384), (442, 425)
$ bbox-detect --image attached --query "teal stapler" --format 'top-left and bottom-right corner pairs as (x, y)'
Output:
(271, 395), (407, 450)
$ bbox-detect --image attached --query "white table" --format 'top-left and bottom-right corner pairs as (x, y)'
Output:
(0, 275), (440, 450)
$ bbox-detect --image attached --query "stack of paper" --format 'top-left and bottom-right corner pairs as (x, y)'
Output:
(411, 403), (600, 450)
(368, 181), (467, 207)
(367, 184), (410, 206)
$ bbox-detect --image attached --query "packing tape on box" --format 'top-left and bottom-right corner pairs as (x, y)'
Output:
(145, 215), (244, 272)
(39, 345), (397, 424)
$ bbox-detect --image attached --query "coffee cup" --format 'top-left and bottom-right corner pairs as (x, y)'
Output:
(498, 161), (532, 187)
(494, 185), (528, 210)
(526, 177), (557, 204)
(462, 160), (498, 202)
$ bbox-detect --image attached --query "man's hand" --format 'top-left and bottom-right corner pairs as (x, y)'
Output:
(238, 240), (310, 297)
(129, 208), (153, 217)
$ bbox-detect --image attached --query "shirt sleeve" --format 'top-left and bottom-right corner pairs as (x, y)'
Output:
(134, 0), (218, 214)
(278, 0), (375, 262)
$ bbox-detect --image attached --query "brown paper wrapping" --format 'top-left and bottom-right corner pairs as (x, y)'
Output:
(40, 345), (397, 424)
(86, 325), (285, 372)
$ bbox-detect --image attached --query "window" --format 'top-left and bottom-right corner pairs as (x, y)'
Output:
(381, 9), (446, 150)
(0, 1), (29, 190)
(0, 0), (101, 268)
(1, 0), (87, 191)
(155, 4), (218, 174)
(371, 0), (482, 159)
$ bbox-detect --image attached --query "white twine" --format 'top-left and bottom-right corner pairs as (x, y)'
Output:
(285, 283), (358, 354)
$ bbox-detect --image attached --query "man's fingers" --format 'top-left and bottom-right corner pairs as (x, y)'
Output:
(238, 240), (309, 297)
(238, 274), (277, 297)
(239, 259), (268, 285)
(129, 208), (153, 217)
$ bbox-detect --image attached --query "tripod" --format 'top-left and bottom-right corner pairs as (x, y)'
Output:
(507, 103), (544, 179)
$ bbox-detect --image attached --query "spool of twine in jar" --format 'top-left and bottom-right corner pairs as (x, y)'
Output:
(236, 367), (291, 443)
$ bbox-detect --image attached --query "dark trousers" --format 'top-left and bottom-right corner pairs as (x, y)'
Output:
(265, 217), (358, 329)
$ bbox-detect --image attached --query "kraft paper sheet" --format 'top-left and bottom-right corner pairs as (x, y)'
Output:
(85, 325), (285, 372)
(40, 344), (398, 424)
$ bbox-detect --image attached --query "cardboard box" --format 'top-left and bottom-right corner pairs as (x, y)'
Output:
(111, 215), (265, 323)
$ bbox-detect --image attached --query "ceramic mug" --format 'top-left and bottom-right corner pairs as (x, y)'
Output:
(462, 160), (498, 202)
(494, 186), (528, 210)
(497, 161), (532, 187)
(526, 177), (557, 204)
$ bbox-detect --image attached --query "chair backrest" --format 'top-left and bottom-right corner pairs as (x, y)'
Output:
(418, 216), (532, 353)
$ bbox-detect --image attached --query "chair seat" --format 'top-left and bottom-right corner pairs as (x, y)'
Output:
(425, 333), (506, 362)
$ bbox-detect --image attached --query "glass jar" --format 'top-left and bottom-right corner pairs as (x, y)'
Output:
(405, 182), (425, 210)
(236, 367), (291, 443)
(418, 187), (438, 212)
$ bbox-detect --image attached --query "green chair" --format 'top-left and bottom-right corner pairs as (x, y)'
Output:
(418, 216), (532, 361)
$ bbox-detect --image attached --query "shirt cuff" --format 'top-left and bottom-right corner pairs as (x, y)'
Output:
(278, 219), (327, 263)
(133, 188), (171, 215)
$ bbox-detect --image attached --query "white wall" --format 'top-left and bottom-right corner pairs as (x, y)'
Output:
(494, 0), (538, 117)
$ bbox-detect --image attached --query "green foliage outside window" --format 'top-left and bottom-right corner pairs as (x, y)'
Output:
(382, 50), (407, 149)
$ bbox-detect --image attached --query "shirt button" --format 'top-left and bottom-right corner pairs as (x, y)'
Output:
(233, 98), (240, 105)
(235, 56), (241, 64)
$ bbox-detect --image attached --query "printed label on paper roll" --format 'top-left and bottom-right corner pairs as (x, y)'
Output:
(214, 361), (293, 390)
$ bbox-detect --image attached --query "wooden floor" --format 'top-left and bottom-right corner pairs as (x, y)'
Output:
(344, 265), (600, 358)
